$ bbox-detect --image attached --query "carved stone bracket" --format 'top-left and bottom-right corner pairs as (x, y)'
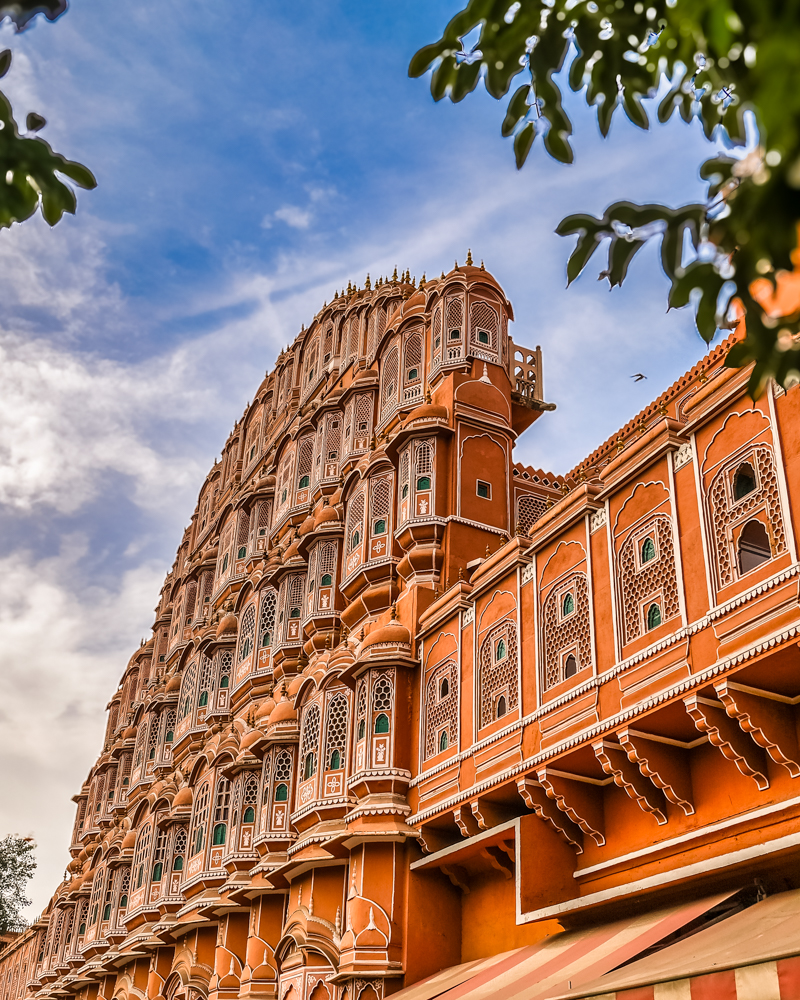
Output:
(684, 694), (770, 790)
(592, 739), (668, 825)
(470, 798), (516, 832)
(479, 846), (514, 880)
(441, 864), (470, 894)
(453, 804), (480, 839)
(617, 728), (695, 816)
(516, 778), (583, 853)
(535, 767), (605, 847)
(714, 680), (800, 779)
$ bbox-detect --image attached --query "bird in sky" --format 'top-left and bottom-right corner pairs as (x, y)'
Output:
(631, 373), (647, 382)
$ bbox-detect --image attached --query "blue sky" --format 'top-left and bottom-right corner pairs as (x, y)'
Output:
(0, 0), (722, 912)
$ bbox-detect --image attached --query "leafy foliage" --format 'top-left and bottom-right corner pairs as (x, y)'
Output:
(0, 835), (36, 933)
(410, 0), (800, 394)
(1, 2), (96, 231)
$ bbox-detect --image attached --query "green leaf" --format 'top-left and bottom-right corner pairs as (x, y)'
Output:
(408, 41), (446, 78)
(513, 122), (535, 169)
(26, 111), (46, 132)
(0, 0), (66, 29)
(607, 237), (645, 288)
(565, 231), (602, 286)
(0, 49), (10, 79)
(502, 84), (530, 138)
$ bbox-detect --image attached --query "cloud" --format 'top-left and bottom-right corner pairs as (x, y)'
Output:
(271, 204), (313, 229)
(0, 543), (164, 914)
(0, 328), (209, 514)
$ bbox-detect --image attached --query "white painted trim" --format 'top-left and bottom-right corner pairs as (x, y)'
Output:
(767, 381), (798, 562)
(691, 430), (716, 610)
(667, 449), (688, 629)
(604, 498), (621, 665)
(517, 830), (800, 923)
(573, 792), (800, 879)
(584, 514), (599, 678)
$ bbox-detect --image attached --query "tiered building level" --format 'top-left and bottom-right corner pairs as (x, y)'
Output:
(3, 262), (800, 1000)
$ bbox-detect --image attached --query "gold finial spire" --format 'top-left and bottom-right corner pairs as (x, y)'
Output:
(365, 273), (371, 290)
(454, 259), (458, 269)
(334, 289), (339, 299)
(390, 603), (397, 621)
(419, 273), (426, 290)
(347, 280), (352, 294)
(466, 248), (473, 265)
(392, 265), (398, 282)
(480, 259), (485, 270)
(440, 271), (445, 280)
(425, 388), (432, 404)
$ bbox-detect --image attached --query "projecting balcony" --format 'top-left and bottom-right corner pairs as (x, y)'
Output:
(508, 340), (555, 434)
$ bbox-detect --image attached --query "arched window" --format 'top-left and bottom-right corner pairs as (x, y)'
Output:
(198, 690), (209, 707)
(496, 638), (506, 661)
(646, 603), (662, 630)
(321, 573), (332, 586)
(243, 806), (255, 824)
(299, 475), (310, 488)
(374, 713), (389, 734)
(417, 476), (431, 491)
(641, 537), (656, 563)
(373, 519), (387, 535)
(564, 653), (578, 678)
(329, 749), (341, 771)
(172, 856), (183, 872)
(496, 695), (507, 719)
(300, 703), (321, 782)
(439, 677), (449, 699)
(562, 593), (574, 617)
(275, 783), (288, 801)
(212, 823), (227, 846)
(119, 894), (128, 909)
(303, 753), (316, 780)
(152, 862), (163, 882)
(357, 719), (365, 740)
(738, 518), (771, 573)
(733, 462), (757, 500)
(351, 529), (360, 549)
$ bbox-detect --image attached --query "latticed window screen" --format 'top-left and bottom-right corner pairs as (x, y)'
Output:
(179, 660), (197, 719)
(197, 655), (214, 705)
(237, 604), (256, 661)
(343, 399), (354, 455)
(542, 574), (592, 689)
(432, 306), (442, 360)
(242, 772), (259, 806)
(318, 541), (337, 577)
(296, 435), (315, 486)
(261, 749), (272, 803)
(355, 679), (367, 735)
(257, 500), (271, 533)
(147, 716), (159, 759)
(324, 692), (348, 768)
(479, 621), (519, 728)
(347, 314), (361, 365)
(133, 823), (152, 887)
(381, 345), (399, 416)
(370, 476), (392, 540)
(152, 827), (168, 875)
(218, 650), (232, 687)
(347, 489), (366, 553)
(184, 581), (197, 623)
(325, 413), (342, 461)
(236, 508), (250, 549)
(709, 445), (786, 588)
(618, 515), (681, 644)
(191, 782), (210, 856)
(171, 827), (187, 869)
(162, 710), (176, 755)
(517, 493), (547, 533)
(323, 322), (333, 360)
(274, 748), (293, 781)
(214, 778), (231, 825)
(446, 296), (463, 332)
(258, 590), (277, 648)
(372, 673), (394, 712)
(400, 448), (410, 499)
(304, 335), (319, 388)
(288, 575), (304, 616)
(133, 725), (146, 768)
(403, 330), (423, 382)
(423, 663), (455, 753)
(415, 440), (433, 476)
(300, 703), (322, 775)
(115, 866), (130, 913)
(470, 300), (500, 352)
(104, 765), (117, 807)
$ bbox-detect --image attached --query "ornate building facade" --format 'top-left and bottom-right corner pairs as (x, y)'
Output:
(3, 261), (800, 1000)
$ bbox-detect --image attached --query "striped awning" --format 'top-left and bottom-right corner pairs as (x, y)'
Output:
(551, 886), (800, 999)
(392, 893), (733, 1000)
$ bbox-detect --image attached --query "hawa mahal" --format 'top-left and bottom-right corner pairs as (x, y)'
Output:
(3, 261), (800, 1000)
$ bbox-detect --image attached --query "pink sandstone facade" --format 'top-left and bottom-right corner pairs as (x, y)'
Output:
(3, 262), (800, 1000)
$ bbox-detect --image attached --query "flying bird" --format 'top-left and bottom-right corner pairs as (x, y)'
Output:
(631, 373), (647, 382)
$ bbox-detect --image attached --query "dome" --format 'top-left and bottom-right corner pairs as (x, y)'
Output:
(298, 512), (316, 536)
(283, 536), (303, 563)
(240, 728), (263, 751)
(255, 696), (276, 722)
(165, 673), (182, 693)
(121, 830), (137, 851)
(314, 500), (340, 529)
(360, 619), (411, 652)
(405, 398), (448, 424)
(216, 612), (238, 637)
(122, 725), (137, 741)
(172, 785), (193, 808)
(269, 694), (298, 724)
(287, 674), (304, 697)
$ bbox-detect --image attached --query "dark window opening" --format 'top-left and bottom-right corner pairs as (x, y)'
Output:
(329, 749), (341, 771)
(449, 329), (460, 340)
(646, 603), (662, 630)
(562, 592), (574, 616)
(477, 480), (491, 499)
(496, 695), (507, 719)
(321, 573), (332, 586)
(738, 518), (771, 573)
(238, 545), (246, 559)
(477, 330), (490, 345)
(564, 653), (578, 678)
(374, 713), (390, 734)
(243, 806), (255, 824)
(303, 752), (316, 780)
(439, 730), (448, 752)
(734, 462), (757, 500)
(299, 475), (310, 488)
(275, 783), (288, 802)
(417, 476), (431, 491)
(440, 677), (449, 698)
(373, 519), (387, 535)
(212, 823), (226, 846)
(152, 862), (163, 882)
(641, 537), (656, 564)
